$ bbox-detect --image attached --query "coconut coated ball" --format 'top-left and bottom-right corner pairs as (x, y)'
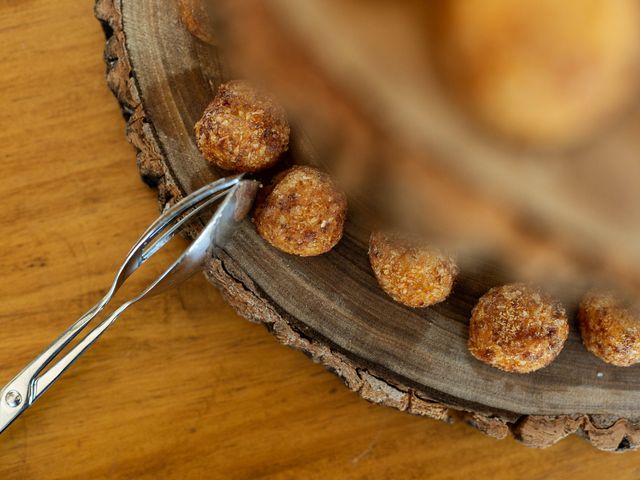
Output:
(253, 165), (347, 256)
(468, 283), (569, 373)
(578, 291), (640, 366)
(368, 231), (458, 307)
(195, 80), (290, 172)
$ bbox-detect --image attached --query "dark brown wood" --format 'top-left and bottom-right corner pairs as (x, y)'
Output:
(95, 0), (640, 450)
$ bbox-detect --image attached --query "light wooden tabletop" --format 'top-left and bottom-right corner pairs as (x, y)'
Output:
(0, 1), (638, 478)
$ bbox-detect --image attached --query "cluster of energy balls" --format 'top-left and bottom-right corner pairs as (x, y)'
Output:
(195, 80), (640, 374)
(195, 80), (346, 256)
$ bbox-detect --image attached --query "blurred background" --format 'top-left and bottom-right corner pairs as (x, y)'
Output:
(208, 0), (640, 301)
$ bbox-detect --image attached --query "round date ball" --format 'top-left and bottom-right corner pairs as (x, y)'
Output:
(468, 283), (568, 373)
(368, 231), (458, 308)
(578, 291), (640, 367)
(253, 166), (347, 256)
(431, 0), (640, 147)
(195, 80), (290, 172)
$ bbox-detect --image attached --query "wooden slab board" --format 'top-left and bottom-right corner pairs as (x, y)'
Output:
(95, 0), (640, 450)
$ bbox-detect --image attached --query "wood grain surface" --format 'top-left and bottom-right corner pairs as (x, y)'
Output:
(97, 0), (640, 450)
(0, 1), (639, 478)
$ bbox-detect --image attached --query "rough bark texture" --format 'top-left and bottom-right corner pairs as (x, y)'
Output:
(95, 0), (640, 451)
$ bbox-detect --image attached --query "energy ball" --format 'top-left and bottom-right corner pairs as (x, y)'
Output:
(253, 166), (347, 256)
(368, 231), (458, 308)
(195, 80), (290, 172)
(430, 0), (640, 147)
(578, 291), (640, 367)
(468, 283), (568, 373)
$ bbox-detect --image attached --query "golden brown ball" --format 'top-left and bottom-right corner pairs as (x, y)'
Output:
(368, 231), (458, 308)
(195, 80), (290, 172)
(578, 291), (640, 367)
(468, 283), (569, 373)
(431, 0), (640, 147)
(253, 165), (347, 256)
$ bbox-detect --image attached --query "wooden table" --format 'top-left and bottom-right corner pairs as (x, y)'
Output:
(0, 1), (637, 478)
